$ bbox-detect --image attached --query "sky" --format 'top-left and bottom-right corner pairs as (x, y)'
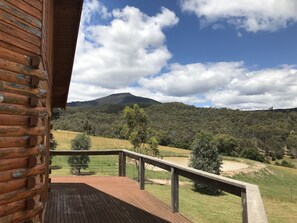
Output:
(68, 0), (297, 110)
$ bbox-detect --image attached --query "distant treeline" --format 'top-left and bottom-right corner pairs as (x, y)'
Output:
(53, 102), (297, 159)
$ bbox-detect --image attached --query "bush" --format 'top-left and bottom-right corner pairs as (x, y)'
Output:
(215, 134), (239, 157)
(280, 160), (295, 168)
(189, 132), (222, 195)
(67, 133), (91, 175)
(240, 148), (264, 162)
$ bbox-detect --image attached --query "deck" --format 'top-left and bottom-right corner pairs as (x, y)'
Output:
(45, 176), (191, 223)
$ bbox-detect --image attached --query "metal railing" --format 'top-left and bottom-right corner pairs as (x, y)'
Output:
(51, 149), (268, 223)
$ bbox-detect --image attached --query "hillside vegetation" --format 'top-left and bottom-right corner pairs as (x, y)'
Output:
(53, 102), (297, 160)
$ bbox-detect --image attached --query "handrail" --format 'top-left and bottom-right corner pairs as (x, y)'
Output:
(50, 149), (268, 223)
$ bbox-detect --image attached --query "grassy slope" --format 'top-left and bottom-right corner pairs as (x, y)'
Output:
(52, 130), (297, 223)
(53, 130), (190, 156)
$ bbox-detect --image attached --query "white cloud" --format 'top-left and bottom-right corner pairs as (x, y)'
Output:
(181, 0), (297, 32)
(139, 62), (245, 96)
(207, 65), (297, 109)
(71, 2), (178, 89)
(139, 61), (297, 110)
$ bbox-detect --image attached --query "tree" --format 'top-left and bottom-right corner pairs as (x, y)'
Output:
(287, 132), (297, 158)
(67, 133), (91, 175)
(123, 104), (160, 157)
(189, 132), (222, 195)
(123, 104), (161, 180)
(240, 147), (264, 162)
(214, 134), (239, 157)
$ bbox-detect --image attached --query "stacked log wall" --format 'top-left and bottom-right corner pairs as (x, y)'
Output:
(0, 0), (52, 222)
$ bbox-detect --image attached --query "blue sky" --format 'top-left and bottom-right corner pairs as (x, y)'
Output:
(69, 0), (297, 110)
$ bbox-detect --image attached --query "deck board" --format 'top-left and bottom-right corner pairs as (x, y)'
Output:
(45, 176), (191, 223)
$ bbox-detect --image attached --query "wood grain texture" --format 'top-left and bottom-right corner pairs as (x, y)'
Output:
(0, 58), (47, 80)
(45, 177), (192, 223)
(5, 0), (42, 20)
(0, 1), (41, 28)
(0, 104), (47, 117)
(0, 46), (30, 65)
(0, 164), (45, 183)
(0, 9), (41, 38)
(0, 145), (45, 160)
(0, 202), (43, 223)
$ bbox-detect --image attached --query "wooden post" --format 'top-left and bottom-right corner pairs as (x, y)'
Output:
(241, 190), (248, 223)
(171, 167), (179, 213)
(118, 152), (126, 177)
(139, 158), (145, 190)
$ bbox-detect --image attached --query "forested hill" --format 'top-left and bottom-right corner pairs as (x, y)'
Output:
(53, 102), (297, 159)
(67, 93), (161, 107)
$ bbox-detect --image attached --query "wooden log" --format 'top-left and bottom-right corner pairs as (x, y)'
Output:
(0, 126), (45, 137)
(0, 199), (25, 218)
(27, 176), (36, 189)
(0, 104), (47, 117)
(0, 1), (42, 28)
(30, 95), (38, 107)
(29, 136), (38, 146)
(0, 30), (40, 55)
(0, 202), (43, 223)
(0, 69), (31, 85)
(0, 41), (37, 61)
(0, 164), (45, 183)
(0, 46), (30, 65)
(0, 145), (46, 159)
(0, 80), (47, 98)
(0, 92), (31, 106)
(28, 156), (37, 168)
(29, 116), (39, 127)
(30, 56), (40, 69)
(25, 198), (35, 210)
(23, 0), (42, 12)
(0, 178), (27, 195)
(0, 157), (28, 171)
(0, 136), (29, 148)
(30, 77), (39, 88)
(0, 115), (43, 127)
(4, 0), (42, 20)
(0, 20), (40, 47)
(0, 58), (47, 80)
(0, 136), (43, 150)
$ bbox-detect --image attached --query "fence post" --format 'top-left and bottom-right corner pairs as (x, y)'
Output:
(171, 167), (179, 213)
(118, 152), (126, 177)
(140, 157), (145, 190)
(241, 190), (248, 223)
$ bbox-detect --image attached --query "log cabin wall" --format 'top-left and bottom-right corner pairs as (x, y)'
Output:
(0, 0), (52, 222)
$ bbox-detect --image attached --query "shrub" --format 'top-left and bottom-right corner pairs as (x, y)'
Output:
(67, 133), (91, 175)
(280, 160), (295, 168)
(189, 132), (222, 195)
(240, 148), (264, 162)
(215, 134), (239, 157)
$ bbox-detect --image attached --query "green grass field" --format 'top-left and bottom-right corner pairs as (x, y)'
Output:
(53, 130), (190, 156)
(51, 130), (297, 223)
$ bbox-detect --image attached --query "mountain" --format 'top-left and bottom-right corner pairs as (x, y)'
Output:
(67, 93), (161, 107)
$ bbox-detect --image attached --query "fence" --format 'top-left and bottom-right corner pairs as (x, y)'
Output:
(51, 149), (268, 223)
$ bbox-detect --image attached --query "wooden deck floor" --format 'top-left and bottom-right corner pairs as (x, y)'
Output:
(45, 176), (191, 223)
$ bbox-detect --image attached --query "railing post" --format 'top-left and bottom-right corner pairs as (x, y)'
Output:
(118, 151), (126, 177)
(241, 190), (248, 223)
(171, 167), (179, 213)
(139, 157), (145, 190)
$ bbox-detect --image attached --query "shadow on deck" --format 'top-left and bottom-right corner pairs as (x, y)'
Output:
(45, 176), (191, 223)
